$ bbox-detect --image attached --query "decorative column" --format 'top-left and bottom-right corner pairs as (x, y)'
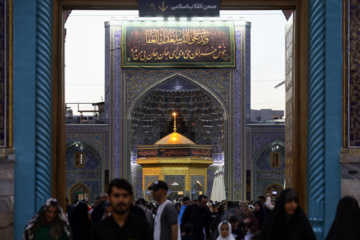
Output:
(35, 0), (53, 210)
(308, 0), (326, 239)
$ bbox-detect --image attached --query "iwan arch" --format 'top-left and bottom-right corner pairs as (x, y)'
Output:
(6, 0), (347, 240)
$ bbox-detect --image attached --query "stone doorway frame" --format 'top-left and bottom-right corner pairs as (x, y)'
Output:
(51, 0), (308, 210)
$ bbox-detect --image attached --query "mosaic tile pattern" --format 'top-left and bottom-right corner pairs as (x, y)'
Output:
(65, 138), (102, 203)
(105, 25), (110, 124)
(165, 175), (185, 187)
(65, 125), (109, 169)
(0, 0), (6, 146)
(135, 165), (143, 198)
(145, 175), (159, 191)
(234, 24), (243, 185)
(114, 29), (122, 178)
(246, 125), (285, 198)
(254, 144), (286, 171)
(126, 69), (230, 110)
(348, 0), (360, 146)
(250, 127), (285, 161)
(191, 175), (205, 190)
(65, 144), (101, 171)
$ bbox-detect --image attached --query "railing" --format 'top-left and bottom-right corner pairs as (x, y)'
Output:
(65, 102), (105, 124)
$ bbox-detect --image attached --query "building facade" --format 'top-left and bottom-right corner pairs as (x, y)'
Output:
(0, 0), (349, 239)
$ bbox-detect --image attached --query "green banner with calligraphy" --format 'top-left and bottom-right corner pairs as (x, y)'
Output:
(121, 21), (235, 68)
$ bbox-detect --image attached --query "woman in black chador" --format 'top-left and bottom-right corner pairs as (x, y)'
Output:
(69, 201), (92, 240)
(326, 196), (360, 240)
(258, 188), (316, 240)
(253, 201), (267, 230)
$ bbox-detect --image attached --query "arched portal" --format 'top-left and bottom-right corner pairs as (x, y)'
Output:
(145, 182), (154, 201)
(128, 75), (228, 198)
(265, 183), (283, 195)
(191, 182), (204, 201)
(69, 182), (90, 203)
(168, 182), (185, 202)
(65, 140), (102, 203)
(252, 140), (285, 199)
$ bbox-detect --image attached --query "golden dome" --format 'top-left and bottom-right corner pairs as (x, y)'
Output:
(154, 132), (195, 145)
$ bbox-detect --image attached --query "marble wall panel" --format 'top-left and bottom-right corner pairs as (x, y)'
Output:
(0, 153), (14, 240)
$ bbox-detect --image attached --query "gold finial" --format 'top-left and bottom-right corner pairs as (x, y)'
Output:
(173, 112), (177, 132)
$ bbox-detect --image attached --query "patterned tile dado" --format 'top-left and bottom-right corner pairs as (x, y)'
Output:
(348, 0), (360, 146)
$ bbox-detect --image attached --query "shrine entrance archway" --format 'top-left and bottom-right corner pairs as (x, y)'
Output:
(52, 0), (308, 212)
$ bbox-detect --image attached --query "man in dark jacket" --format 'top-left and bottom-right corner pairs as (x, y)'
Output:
(91, 193), (107, 223)
(91, 179), (152, 240)
(181, 195), (212, 240)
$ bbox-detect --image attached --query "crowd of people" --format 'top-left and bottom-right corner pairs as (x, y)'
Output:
(23, 179), (360, 240)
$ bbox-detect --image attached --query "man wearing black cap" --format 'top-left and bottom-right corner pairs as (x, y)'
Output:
(149, 180), (179, 240)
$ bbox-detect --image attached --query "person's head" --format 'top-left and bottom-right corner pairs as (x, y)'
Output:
(239, 201), (249, 215)
(175, 203), (181, 213)
(229, 215), (238, 230)
(182, 196), (191, 206)
(45, 202), (60, 223)
(28, 198), (68, 240)
(249, 204), (254, 213)
(135, 198), (146, 208)
(258, 195), (265, 205)
(283, 190), (299, 215)
(227, 201), (235, 210)
(148, 180), (168, 203)
(70, 201), (90, 224)
(254, 201), (263, 212)
(107, 178), (134, 215)
(193, 199), (198, 205)
(217, 204), (225, 214)
(211, 203), (218, 212)
(100, 193), (107, 203)
(93, 196), (100, 207)
(198, 195), (208, 209)
(234, 204), (240, 215)
(219, 221), (230, 238)
(104, 200), (112, 217)
(146, 202), (154, 211)
(184, 223), (193, 235)
(326, 196), (360, 240)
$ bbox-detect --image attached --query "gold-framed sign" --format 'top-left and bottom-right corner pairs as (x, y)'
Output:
(121, 21), (235, 68)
